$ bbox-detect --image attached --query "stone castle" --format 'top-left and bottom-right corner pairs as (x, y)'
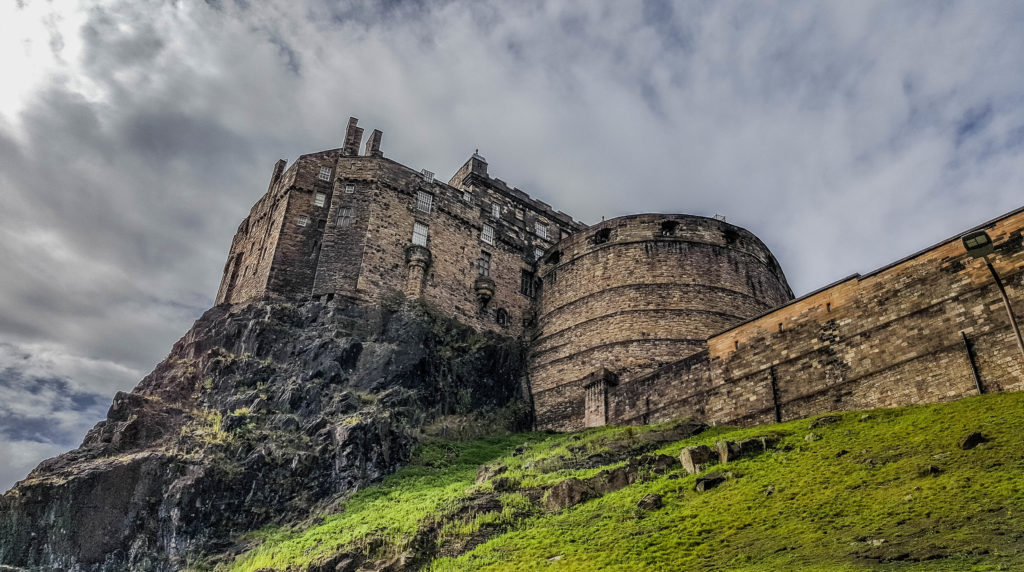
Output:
(218, 117), (1024, 431)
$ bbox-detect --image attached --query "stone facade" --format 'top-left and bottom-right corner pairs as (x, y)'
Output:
(531, 214), (793, 431)
(216, 118), (584, 337)
(216, 116), (1024, 432)
(597, 207), (1024, 428)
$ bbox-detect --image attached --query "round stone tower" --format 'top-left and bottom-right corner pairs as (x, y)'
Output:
(530, 213), (793, 431)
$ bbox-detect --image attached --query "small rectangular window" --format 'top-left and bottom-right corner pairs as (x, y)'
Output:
(463, 191), (472, 202)
(520, 269), (537, 298)
(337, 207), (354, 228)
(416, 190), (433, 213)
(534, 248), (545, 262)
(491, 204), (501, 218)
(421, 169), (434, 183)
(317, 219), (326, 231)
(412, 222), (429, 246)
(296, 215), (310, 227)
(481, 224), (494, 245)
(314, 192), (327, 207)
(345, 184), (355, 194)
(477, 252), (491, 277)
(535, 222), (548, 240)
(318, 167), (332, 181)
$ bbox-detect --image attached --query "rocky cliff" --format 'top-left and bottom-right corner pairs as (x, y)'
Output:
(0, 298), (530, 571)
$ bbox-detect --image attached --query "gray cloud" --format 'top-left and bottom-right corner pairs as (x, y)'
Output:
(2, 0), (1024, 491)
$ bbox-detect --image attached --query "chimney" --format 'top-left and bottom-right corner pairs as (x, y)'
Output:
(364, 129), (383, 157)
(268, 158), (286, 192)
(342, 117), (364, 157)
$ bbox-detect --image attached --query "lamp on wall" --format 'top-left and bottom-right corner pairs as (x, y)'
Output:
(961, 230), (1024, 361)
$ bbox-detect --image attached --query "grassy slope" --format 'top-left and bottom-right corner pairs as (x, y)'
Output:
(222, 392), (1024, 571)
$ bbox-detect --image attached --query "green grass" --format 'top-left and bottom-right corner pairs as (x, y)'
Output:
(222, 392), (1024, 571)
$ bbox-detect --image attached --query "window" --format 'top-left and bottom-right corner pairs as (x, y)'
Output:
(462, 191), (472, 202)
(495, 308), (509, 327)
(421, 169), (434, 183)
(318, 167), (332, 181)
(314, 192), (327, 207)
(412, 222), (429, 246)
(520, 269), (537, 298)
(534, 248), (545, 262)
(477, 252), (491, 277)
(660, 221), (679, 236)
(345, 184), (355, 194)
(535, 222), (548, 240)
(416, 190), (433, 213)
(296, 215), (310, 227)
(491, 203), (501, 218)
(481, 224), (494, 245)
(316, 219), (326, 231)
(593, 228), (611, 245)
(337, 207), (354, 228)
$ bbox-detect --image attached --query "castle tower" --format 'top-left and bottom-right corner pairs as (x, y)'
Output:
(530, 214), (793, 431)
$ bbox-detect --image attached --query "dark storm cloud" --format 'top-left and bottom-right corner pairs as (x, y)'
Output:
(3, 0), (1024, 491)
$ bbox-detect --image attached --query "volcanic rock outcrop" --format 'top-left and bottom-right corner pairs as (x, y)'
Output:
(0, 298), (529, 571)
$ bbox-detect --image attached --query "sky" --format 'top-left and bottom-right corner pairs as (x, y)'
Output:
(1, 0), (1024, 492)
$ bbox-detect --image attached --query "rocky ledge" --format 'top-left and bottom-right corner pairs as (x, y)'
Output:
(0, 297), (530, 571)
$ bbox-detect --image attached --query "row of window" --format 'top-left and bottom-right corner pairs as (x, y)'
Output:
(415, 190), (550, 240)
(297, 206), (355, 229)
(312, 184), (356, 208)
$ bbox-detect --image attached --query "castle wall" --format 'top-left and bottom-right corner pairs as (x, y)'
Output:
(215, 159), (297, 304)
(346, 157), (580, 336)
(531, 214), (793, 431)
(217, 118), (583, 338)
(606, 207), (1024, 427)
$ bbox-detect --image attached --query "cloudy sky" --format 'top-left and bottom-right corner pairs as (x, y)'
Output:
(2, 0), (1023, 491)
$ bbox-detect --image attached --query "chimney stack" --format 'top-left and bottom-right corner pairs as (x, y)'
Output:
(268, 158), (286, 192)
(364, 129), (383, 157)
(342, 117), (364, 156)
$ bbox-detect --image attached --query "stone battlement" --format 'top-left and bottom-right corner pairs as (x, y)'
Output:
(216, 117), (1024, 431)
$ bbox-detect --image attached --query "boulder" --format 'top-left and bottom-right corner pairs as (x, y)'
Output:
(679, 445), (716, 474)
(544, 478), (594, 511)
(716, 435), (780, 463)
(591, 466), (636, 495)
(959, 432), (988, 450)
(808, 415), (841, 429)
(695, 472), (728, 492)
(634, 453), (677, 474)
(636, 493), (664, 511)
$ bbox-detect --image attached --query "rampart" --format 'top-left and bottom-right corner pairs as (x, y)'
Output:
(594, 207), (1024, 427)
(531, 214), (793, 431)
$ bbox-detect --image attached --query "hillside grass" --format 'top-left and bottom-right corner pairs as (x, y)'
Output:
(222, 392), (1024, 571)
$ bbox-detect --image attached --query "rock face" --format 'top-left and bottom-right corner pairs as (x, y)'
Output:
(0, 298), (529, 571)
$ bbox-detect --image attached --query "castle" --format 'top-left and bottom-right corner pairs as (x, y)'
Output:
(218, 118), (1024, 431)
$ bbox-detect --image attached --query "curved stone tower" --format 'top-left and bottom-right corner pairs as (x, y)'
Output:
(530, 213), (793, 431)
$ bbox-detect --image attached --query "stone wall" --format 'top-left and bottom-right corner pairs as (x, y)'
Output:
(602, 206), (1024, 428)
(216, 118), (584, 337)
(531, 214), (794, 431)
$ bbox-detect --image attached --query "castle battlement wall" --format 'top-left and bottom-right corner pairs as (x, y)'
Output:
(598, 206), (1024, 428)
(531, 213), (794, 431)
